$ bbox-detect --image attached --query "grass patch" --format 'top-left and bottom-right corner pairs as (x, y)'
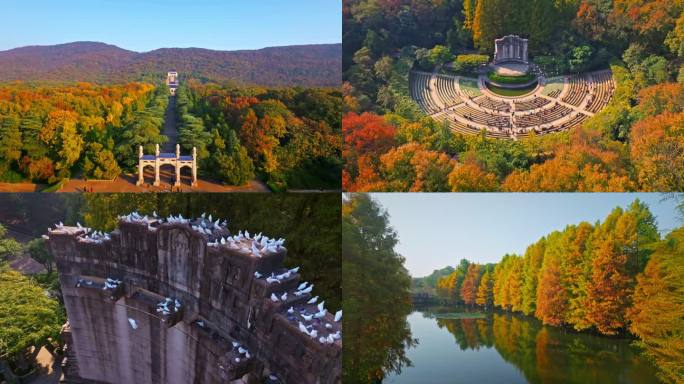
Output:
(434, 312), (487, 319)
(459, 78), (482, 97)
(542, 77), (565, 96)
(486, 82), (537, 97)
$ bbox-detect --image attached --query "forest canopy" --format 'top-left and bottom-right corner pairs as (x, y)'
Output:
(0, 80), (342, 190)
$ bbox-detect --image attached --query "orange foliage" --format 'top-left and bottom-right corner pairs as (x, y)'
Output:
(460, 264), (482, 305)
(448, 162), (499, 191)
(378, 142), (454, 192)
(630, 112), (684, 190)
(502, 127), (635, 191)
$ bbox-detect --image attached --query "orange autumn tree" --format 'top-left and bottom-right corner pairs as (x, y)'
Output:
(342, 112), (396, 190)
(630, 112), (684, 191)
(476, 269), (493, 308)
(502, 127), (635, 192)
(460, 264), (482, 305)
(535, 232), (568, 326)
(448, 161), (499, 192)
(628, 228), (684, 384)
(378, 142), (454, 192)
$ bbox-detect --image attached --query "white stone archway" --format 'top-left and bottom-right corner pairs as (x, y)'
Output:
(136, 144), (197, 187)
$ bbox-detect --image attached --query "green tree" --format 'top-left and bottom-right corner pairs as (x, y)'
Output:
(27, 238), (53, 274)
(0, 266), (64, 380)
(343, 194), (415, 382)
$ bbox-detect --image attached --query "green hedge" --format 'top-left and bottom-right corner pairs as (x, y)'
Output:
(452, 54), (489, 74)
(487, 72), (536, 84)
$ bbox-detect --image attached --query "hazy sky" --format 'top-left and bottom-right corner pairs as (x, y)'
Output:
(370, 193), (681, 277)
(0, 0), (341, 52)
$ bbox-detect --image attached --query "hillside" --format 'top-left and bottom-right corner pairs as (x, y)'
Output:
(411, 266), (454, 293)
(0, 42), (341, 87)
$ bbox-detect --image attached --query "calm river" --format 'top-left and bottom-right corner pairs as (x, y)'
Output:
(385, 307), (661, 384)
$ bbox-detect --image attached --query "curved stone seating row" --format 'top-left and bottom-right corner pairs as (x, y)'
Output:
(513, 97), (550, 112)
(585, 70), (615, 113)
(454, 105), (511, 128)
(473, 95), (510, 112)
(410, 72), (442, 114)
(434, 74), (462, 107)
(514, 103), (573, 128)
(409, 69), (614, 139)
(562, 75), (590, 107)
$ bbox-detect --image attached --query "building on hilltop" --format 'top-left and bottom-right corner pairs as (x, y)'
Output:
(46, 214), (342, 384)
(167, 71), (178, 95)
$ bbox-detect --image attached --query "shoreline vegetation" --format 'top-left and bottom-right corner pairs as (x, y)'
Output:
(412, 198), (684, 383)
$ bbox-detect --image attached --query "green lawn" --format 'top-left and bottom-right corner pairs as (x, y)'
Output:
(542, 77), (565, 96)
(459, 78), (482, 97)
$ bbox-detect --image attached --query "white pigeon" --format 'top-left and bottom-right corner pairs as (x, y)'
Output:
(153, 211), (157, 218)
(287, 307), (294, 314)
(327, 334), (335, 344)
(331, 331), (341, 340)
(289, 267), (300, 273)
(270, 293), (279, 302)
(325, 323), (333, 329)
(300, 285), (313, 294)
(298, 322), (309, 334)
(309, 330), (318, 338)
(128, 318), (138, 330)
(280, 292), (287, 301)
(297, 282), (308, 290)
(319, 336), (327, 344)
(302, 314), (313, 321)
(307, 296), (319, 304)
(77, 222), (82, 228)
(266, 276), (280, 284)
(254, 271), (262, 279)
(317, 301), (325, 312)
(232, 341), (240, 348)
(238, 347), (247, 355)
(314, 309), (327, 319)
(245, 230), (250, 239)
(251, 241), (261, 256)
(334, 310), (342, 322)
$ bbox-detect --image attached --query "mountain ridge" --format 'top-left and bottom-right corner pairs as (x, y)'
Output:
(0, 41), (341, 87)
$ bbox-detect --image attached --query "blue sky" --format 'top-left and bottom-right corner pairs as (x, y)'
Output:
(369, 193), (682, 277)
(0, 0), (341, 52)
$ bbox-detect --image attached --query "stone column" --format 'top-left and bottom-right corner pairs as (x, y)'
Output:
(154, 159), (160, 187)
(191, 147), (198, 187)
(136, 146), (144, 185)
(176, 144), (180, 158)
(155, 144), (160, 157)
(174, 164), (181, 187)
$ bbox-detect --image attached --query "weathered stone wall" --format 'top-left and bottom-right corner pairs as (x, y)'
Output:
(47, 219), (341, 384)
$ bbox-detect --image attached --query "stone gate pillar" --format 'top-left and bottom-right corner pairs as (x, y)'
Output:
(191, 147), (198, 187)
(136, 146), (144, 186)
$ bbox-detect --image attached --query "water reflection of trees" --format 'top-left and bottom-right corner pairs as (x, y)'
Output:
(434, 312), (661, 384)
(342, 195), (416, 383)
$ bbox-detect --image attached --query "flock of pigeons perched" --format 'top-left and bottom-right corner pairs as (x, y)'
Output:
(156, 297), (181, 316)
(50, 211), (342, 351)
(256, 267), (343, 346)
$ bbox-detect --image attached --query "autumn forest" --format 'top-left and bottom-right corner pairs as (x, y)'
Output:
(0, 80), (341, 190)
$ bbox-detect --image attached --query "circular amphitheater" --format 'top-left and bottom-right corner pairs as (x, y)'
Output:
(409, 69), (615, 139)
